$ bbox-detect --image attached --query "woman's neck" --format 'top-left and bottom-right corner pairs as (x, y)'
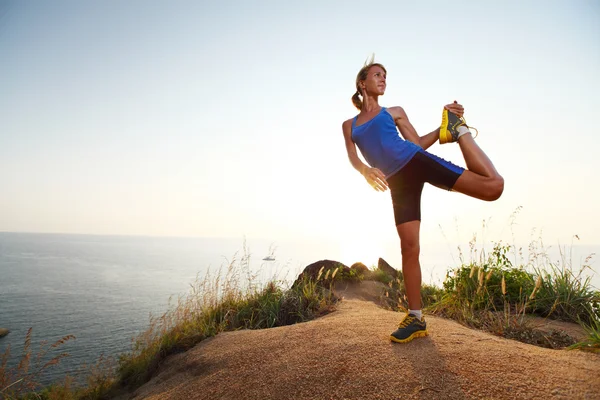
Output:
(361, 95), (380, 113)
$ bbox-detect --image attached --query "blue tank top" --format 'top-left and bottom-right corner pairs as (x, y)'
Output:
(351, 107), (421, 178)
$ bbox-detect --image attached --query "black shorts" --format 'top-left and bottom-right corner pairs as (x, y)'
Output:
(388, 150), (465, 226)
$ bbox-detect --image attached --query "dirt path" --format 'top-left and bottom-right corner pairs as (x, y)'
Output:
(127, 284), (600, 400)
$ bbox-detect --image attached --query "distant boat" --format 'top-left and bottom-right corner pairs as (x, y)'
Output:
(262, 256), (275, 261)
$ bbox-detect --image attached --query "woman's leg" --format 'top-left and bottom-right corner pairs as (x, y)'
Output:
(396, 220), (421, 310)
(388, 158), (429, 342)
(452, 133), (504, 201)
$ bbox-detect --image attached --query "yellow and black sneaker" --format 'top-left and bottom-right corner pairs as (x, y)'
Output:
(439, 109), (477, 144)
(390, 313), (428, 343)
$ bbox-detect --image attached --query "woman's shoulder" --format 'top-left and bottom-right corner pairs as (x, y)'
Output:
(384, 106), (409, 121)
(384, 105), (405, 114)
(342, 116), (356, 128)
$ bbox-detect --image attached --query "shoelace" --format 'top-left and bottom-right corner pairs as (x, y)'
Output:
(460, 117), (479, 138)
(397, 315), (415, 328)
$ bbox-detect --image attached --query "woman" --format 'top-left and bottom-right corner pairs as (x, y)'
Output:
(342, 60), (503, 343)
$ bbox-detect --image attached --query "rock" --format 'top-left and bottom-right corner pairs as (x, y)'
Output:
(293, 259), (350, 288)
(350, 262), (369, 273)
(377, 257), (402, 281)
(0, 328), (9, 338)
(350, 262), (372, 280)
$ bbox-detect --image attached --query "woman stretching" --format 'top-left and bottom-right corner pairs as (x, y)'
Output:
(342, 60), (504, 343)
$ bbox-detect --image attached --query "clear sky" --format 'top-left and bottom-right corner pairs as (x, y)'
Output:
(1, 0), (599, 265)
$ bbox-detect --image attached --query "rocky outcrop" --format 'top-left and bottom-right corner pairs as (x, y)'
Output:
(292, 259), (350, 288)
(293, 259), (403, 288)
(350, 262), (372, 279)
(378, 257), (402, 281)
(350, 262), (369, 274)
(0, 328), (9, 338)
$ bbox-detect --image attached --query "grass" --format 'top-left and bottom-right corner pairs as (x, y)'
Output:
(0, 251), (340, 399)
(370, 267), (394, 285)
(569, 317), (600, 353)
(0, 329), (77, 399)
(425, 237), (600, 350)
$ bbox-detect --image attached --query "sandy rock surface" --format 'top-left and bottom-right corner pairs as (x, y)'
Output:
(125, 283), (600, 400)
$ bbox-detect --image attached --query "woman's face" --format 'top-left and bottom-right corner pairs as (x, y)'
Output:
(362, 66), (387, 96)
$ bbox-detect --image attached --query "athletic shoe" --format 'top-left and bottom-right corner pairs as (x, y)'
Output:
(390, 313), (428, 343)
(439, 109), (476, 144)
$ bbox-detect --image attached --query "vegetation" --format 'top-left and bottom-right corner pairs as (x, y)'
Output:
(569, 317), (600, 352)
(0, 329), (76, 399)
(426, 238), (599, 351)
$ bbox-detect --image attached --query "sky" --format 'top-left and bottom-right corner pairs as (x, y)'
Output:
(1, 0), (599, 266)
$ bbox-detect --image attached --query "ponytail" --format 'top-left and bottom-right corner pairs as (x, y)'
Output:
(351, 90), (362, 110)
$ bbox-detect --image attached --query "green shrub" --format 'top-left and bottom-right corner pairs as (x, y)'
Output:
(443, 264), (534, 312)
(370, 268), (393, 285)
(421, 283), (444, 308)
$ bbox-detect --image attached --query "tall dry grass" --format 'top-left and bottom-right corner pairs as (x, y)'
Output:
(0, 328), (75, 399)
(116, 253), (339, 388)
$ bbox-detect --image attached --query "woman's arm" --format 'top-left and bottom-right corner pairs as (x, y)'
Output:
(418, 128), (441, 150)
(389, 103), (465, 150)
(388, 106), (422, 146)
(342, 119), (388, 192)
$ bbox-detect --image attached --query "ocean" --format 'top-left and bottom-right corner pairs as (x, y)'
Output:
(0, 232), (598, 387)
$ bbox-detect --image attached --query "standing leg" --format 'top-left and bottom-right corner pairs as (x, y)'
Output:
(389, 219), (429, 343)
(388, 160), (429, 343)
(396, 220), (421, 310)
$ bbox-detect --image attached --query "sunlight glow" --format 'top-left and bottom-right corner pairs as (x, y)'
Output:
(338, 235), (384, 268)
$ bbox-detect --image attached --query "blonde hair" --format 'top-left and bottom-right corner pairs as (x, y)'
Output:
(351, 55), (386, 110)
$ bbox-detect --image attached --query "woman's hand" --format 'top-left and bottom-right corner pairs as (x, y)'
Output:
(362, 166), (389, 192)
(444, 100), (464, 117)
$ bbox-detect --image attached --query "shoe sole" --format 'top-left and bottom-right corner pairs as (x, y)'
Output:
(439, 109), (453, 144)
(389, 329), (428, 344)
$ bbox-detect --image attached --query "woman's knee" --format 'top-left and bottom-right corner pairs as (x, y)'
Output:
(486, 175), (504, 201)
(401, 240), (420, 259)
(396, 220), (421, 259)
(454, 171), (503, 201)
